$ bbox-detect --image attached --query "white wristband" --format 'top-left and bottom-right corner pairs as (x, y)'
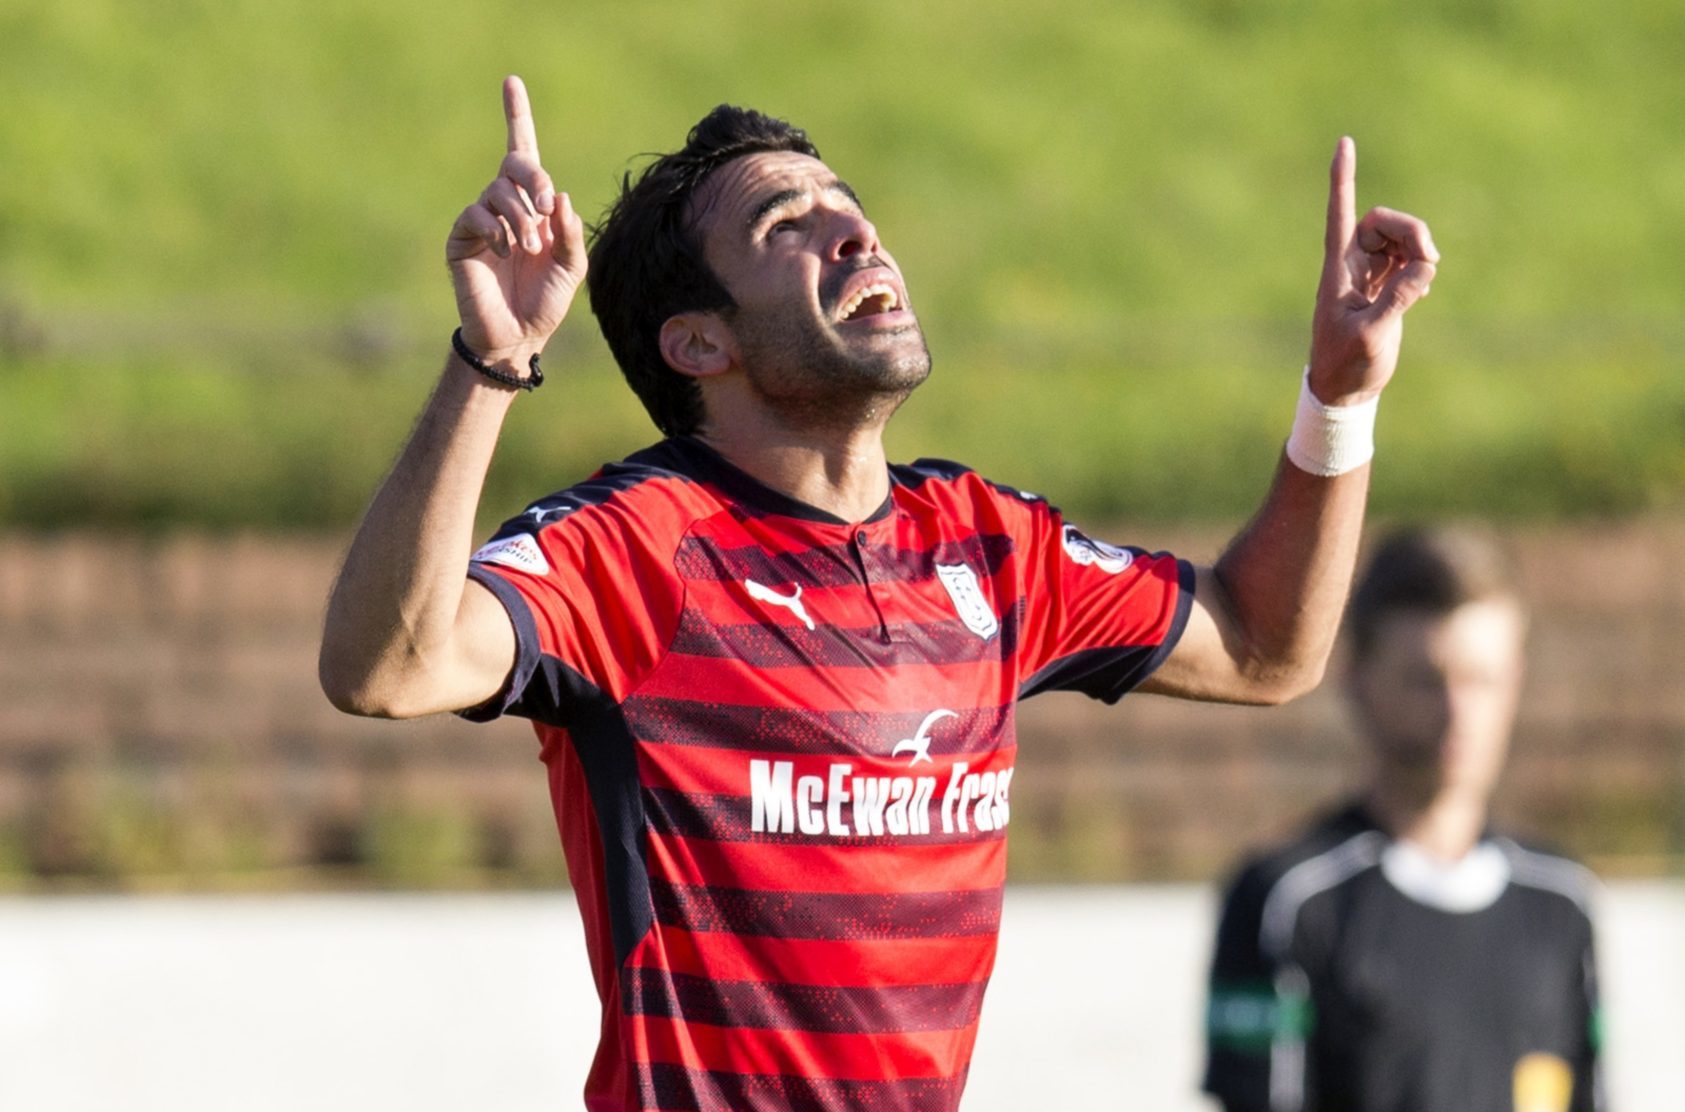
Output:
(1285, 368), (1377, 477)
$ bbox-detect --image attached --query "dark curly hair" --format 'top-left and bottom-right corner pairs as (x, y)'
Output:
(587, 106), (820, 437)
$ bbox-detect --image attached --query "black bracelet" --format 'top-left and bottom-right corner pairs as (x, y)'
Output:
(451, 328), (543, 391)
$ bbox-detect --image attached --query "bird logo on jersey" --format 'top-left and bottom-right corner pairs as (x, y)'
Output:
(744, 579), (816, 631)
(892, 709), (957, 766)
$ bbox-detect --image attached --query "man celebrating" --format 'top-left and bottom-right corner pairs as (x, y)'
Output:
(1202, 527), (1603, 1112)
(320, 76), (1436, 1109)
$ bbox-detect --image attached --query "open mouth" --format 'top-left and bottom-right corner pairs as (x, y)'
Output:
(837, 282), (902, 323)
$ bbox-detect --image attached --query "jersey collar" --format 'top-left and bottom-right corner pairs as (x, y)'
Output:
(660, 436), (896, 526)
(1379, 839), (1512, 913)
(1339, 800), (1511, 913)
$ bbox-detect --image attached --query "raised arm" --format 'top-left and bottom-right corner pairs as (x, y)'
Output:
(318, 76), (587, 718)
(1144, 138), (1439, 705)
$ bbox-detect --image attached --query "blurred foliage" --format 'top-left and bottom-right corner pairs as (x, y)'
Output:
(361, 805), (481, 888)
(0, 757), (567, 892)
(1, 0), (1683, 527)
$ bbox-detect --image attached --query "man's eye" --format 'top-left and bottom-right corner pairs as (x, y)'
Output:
(768, 220), (797, 236)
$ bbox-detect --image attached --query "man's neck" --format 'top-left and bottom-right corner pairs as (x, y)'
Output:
(687, 361), (919, 521)
(694, 422), (892, 523)
(1364, 779), (1491, 863)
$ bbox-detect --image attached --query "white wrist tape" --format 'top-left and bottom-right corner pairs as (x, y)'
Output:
(1285, 368), (1378, 477)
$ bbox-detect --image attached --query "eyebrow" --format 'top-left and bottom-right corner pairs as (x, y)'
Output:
(745, 180), (864, 233)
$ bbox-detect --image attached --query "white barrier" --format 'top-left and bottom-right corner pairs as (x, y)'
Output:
(1, 884), (1679, 1110)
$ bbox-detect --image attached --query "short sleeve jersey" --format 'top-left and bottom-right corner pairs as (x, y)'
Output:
(1203, 803), (1604, 1112)
(464, 436), (1192, 1111)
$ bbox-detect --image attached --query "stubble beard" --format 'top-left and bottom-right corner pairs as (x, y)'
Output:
(731, 308), (934, 432)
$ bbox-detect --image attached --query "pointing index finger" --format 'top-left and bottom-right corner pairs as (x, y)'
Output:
(504, 74), (540, 157)
(1323, 136), (1357, 284)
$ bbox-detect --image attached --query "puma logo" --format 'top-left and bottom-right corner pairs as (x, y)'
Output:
(744, 579), (816, 631)
(892, 709), (957, 766)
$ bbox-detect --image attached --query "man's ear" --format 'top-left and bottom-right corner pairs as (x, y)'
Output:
(659, 312), (736, 380)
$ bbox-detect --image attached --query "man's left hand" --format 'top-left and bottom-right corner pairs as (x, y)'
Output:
(1307, 137), (1439, 406)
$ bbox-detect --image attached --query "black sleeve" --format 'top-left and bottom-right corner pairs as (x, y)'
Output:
(1572, 914), (1606, 1112)
(1202, 861), (1288, 1112)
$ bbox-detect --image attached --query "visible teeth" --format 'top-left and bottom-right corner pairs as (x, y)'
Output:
(840, 283), (900, 321)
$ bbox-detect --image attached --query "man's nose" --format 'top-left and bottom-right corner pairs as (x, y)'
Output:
(825, 208), (881, 261)
(1395, 676), (1453, 736)
(1445, 679), (1490, 727)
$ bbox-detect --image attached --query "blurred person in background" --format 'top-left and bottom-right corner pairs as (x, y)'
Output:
(319, 75), (1438, 1110)
(1202, 526), (1603, 1112)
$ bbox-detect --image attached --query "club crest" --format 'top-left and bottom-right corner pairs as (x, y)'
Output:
(936, 563), (999, 641)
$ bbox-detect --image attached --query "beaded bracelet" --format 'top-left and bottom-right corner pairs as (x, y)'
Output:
(451, 328), (543, 391)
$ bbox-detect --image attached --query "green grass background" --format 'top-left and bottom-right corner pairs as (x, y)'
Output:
(2, 0), (1682, 529)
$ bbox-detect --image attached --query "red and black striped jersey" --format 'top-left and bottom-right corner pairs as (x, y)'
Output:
(464, 436), (1192, 1111)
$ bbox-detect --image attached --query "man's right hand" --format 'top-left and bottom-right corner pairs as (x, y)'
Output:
(446, 75), (588, 366)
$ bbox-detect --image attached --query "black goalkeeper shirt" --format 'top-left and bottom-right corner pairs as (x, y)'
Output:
(1202, 803), (1603, 1112)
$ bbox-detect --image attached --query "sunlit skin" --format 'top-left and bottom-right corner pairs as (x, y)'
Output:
(656, 151), (933, 517)
(1347, 598), (1527, 861)
(693, 153), (930, 403)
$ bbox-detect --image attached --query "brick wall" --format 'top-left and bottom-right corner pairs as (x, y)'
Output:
(1, 525), (1680, 886)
